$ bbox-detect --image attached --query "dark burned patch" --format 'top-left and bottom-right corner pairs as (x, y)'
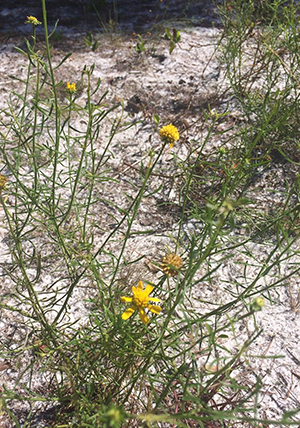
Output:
(0, 0), (219, 36)
(119, 82), (220, 122)
(156, 198), (183, 223)
(168, 89), (219, 115)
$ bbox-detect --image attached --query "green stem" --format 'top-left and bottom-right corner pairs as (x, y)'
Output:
(108, 143), (167, 291)
(175, 119), (216, 252)
(41, 0), (61, 211)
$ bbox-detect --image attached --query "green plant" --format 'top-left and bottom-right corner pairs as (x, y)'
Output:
(164, 27), (181, 54)
(84, 31), (101, 51)
(133, 34), (147, 53)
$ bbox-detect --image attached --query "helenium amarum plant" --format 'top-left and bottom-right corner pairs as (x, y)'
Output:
(0, 1), (300, 427)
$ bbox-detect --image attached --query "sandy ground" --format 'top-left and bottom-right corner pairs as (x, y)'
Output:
(0, 12), (300, 427)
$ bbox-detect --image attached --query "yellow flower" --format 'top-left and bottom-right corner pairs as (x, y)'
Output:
(25, 16), (41, 26)
(251, 297), (265, 312)
(159, 124), (180, 148)
(161, 253), (183, 277)
(66, 82), (77, 94)
(121, 281), (162, 324)
(0, 174), (8, 192)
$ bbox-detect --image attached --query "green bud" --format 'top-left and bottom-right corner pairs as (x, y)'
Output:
(251, 297), (265, 312)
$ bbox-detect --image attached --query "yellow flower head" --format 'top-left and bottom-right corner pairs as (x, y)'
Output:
(159, 124), (180, 148)
(0, 174), (8, 192)
(66, 82), (77, 94)
(251, 297), (265, 312)
(161, 253), (183, 277)
(25, 16), (41, 26)
(121, 281), (162, 324)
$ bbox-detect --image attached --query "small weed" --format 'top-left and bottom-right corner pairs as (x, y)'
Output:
(164, 27), (181, 54)
(83, 31), (101, 51)
(133, 33), (147, 53)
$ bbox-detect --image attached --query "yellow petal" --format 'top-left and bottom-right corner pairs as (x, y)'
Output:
(121, 296), (133, 303)
(144, 284), (154, 296)
(149, 297), (160, 303)
(121, 306), (136, 320)
(132, 281), (143, 297)
(138, 307), (149, 324)
(147, 304), (162, 315)
(137, 281), (143, 291)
